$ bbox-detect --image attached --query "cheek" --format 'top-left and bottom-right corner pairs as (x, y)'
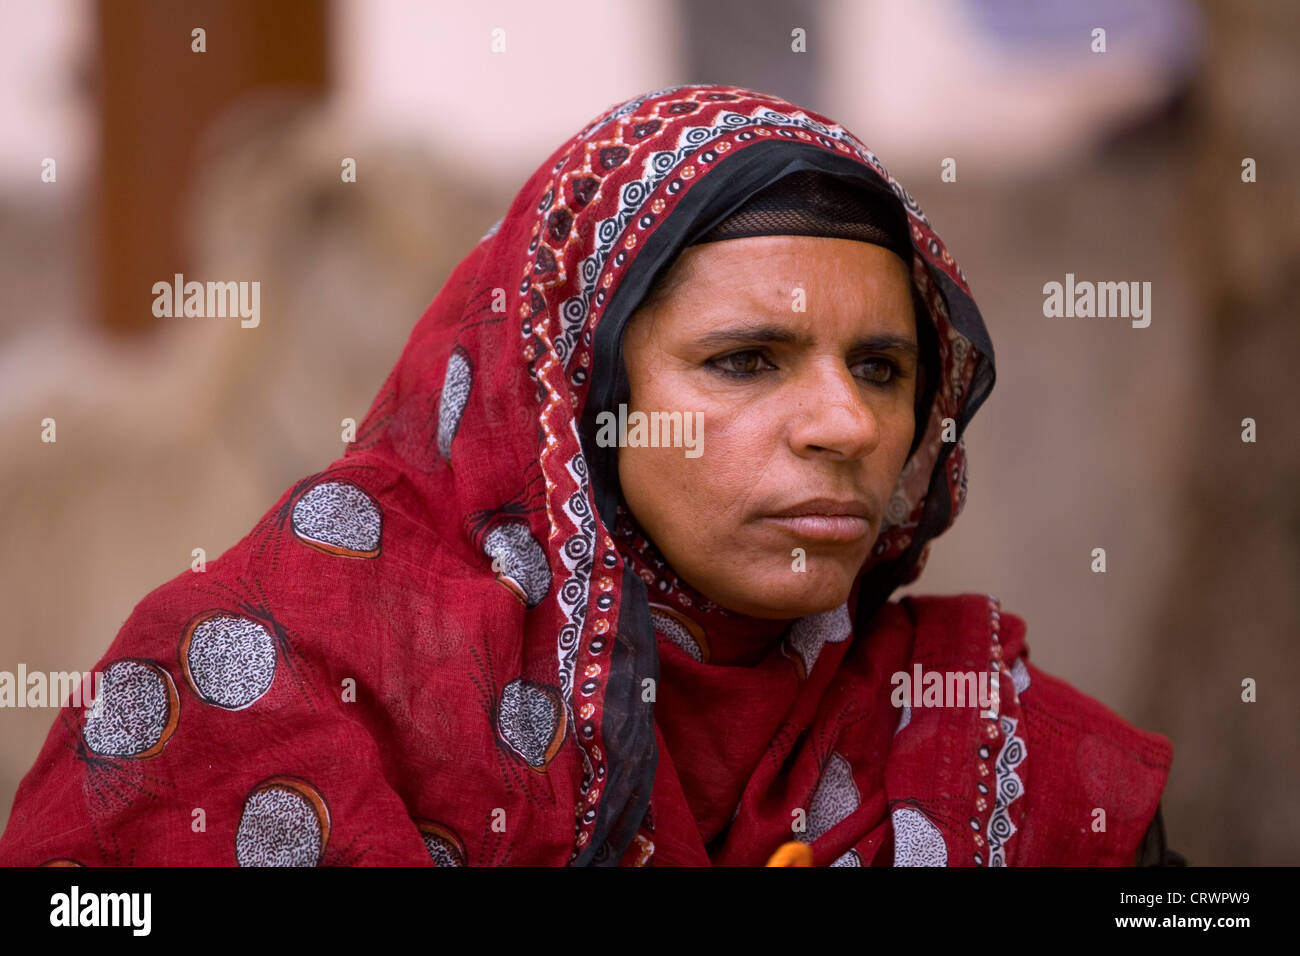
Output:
(617, 417), (758, 521)
(616, 395), (776, 540)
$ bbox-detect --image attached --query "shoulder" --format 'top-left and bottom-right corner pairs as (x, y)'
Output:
(897, 593), (1174, 865)
(0, 458), (483, 866)
(1012, 654), (1174, 864)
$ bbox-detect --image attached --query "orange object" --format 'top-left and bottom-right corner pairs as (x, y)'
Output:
(765, 841), (814, 866)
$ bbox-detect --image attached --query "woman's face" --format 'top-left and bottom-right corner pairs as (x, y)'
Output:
(618, 235), (919, 619)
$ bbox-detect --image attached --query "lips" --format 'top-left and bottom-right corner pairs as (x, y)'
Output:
(766, 497), (871, 520)
(760, 497), (874, 544)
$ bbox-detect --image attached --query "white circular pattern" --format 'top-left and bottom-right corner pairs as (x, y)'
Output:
(649, 608), (703, 662)
(804, 752), (861, 842)
(82, 660), (175, 758)
(291, 481), (382, 556)
(787, 603), (852, 676)
(184, 614), (276, 709)
(891, 807), (948, 867)
(422, 832), (465, 867)
(236, 782), (327, 867)
(483, 522), (552, 607)
(496, 678), (565, 767)
(1010, 658), (1031, 696)
(883, 486), (912, 527)
(894, 703), (911, 735)
(437, 348), (472, 461)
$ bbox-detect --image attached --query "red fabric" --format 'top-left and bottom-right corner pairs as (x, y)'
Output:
(615, 510), (1171, 866)
(0, 84), (1171, 867)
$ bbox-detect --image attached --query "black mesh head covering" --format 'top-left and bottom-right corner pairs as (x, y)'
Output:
(687, 169), (914, 264)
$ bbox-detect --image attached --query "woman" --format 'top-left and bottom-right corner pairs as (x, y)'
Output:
(0, 84), (1179, 866)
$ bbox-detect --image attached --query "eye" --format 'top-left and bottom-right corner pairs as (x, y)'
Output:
(853, 357), (903, 386)
(706, 349), (776, 378)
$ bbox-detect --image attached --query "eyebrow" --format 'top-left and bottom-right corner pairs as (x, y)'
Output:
(692, 323), (919, 360)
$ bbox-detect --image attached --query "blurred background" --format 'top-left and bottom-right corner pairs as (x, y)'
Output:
(1, 0), (1296, 864)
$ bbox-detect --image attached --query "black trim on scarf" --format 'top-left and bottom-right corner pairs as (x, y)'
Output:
(909, 284), (941, 462)
(574, 560), (660, 866)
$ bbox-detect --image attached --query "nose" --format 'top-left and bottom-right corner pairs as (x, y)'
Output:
(785, 360), (882, 461)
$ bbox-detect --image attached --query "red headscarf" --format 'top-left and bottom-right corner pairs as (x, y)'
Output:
(0, 84), (1171, 867)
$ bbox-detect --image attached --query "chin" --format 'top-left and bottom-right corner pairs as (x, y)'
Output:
(714, 564), (856, 619)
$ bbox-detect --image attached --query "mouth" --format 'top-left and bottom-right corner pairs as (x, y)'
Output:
(758, 498), (874, 544)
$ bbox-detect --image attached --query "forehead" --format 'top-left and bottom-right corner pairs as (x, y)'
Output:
(645, 236), (917, 333)
(671, 234), (907, 286)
